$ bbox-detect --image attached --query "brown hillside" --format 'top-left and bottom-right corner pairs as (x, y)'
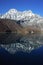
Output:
(0, 19), (22, 33)
(0, 19), (41, 35)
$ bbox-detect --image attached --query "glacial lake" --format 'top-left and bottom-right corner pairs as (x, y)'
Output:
(0, 33), (43, 65)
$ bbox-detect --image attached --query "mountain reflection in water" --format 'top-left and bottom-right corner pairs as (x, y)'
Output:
(0, 33), (43, 54)
(0, 33), (43, 44)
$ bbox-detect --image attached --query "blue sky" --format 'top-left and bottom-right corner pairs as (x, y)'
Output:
(0, 0), (43, 16)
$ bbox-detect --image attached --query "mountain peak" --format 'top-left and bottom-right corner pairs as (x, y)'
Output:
(23, 10), (32, 13)
(8, 9), (18, 13)
(1, 8), (42, 20)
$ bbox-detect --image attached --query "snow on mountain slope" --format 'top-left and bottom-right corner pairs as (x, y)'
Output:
(1, 9), (43, 28)
(1, 9), (41, 20)
(1, 8), (43, 31)
(0, 9), (43, 54)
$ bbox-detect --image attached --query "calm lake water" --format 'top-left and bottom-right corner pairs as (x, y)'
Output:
(0, 46), (43, 65)
(0, 33), (43, 65)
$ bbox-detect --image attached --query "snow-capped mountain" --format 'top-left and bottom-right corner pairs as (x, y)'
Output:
(1, 9), (43, 29)
(1, 9), (42, 20)
(0, 9), (43, 54)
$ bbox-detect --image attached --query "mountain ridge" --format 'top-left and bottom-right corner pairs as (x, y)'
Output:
(0, 9), (43, 54)
(0, 9), (43, 29)
(1, 9), (42, 20)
